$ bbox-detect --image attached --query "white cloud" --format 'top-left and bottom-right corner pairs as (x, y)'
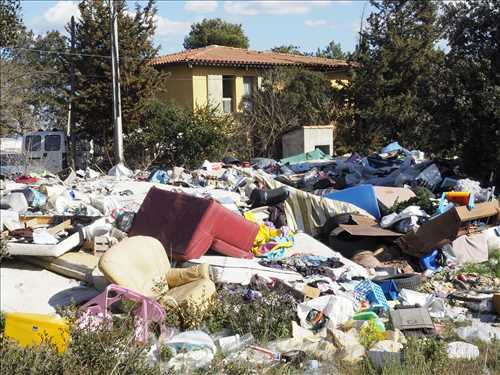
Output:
(224, 1), (330, 16)
(223, 2), (259, 16)
(154, 15), (191, 40)
(184, 1), (218, 13)
(40, 1), (80, 32)
(305, 19), (327, 28)
(352, 20), (363, 32)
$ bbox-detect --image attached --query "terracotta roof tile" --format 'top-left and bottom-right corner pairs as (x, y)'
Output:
(150, 45), (350, 70)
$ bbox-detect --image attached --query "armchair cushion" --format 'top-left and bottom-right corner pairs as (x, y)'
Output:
(98, 236), (170, 298)
(163, 278), (216, 307)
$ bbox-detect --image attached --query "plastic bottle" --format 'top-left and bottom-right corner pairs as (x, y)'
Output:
(218, 333), (254, 353)
(304, 359), (320, 375)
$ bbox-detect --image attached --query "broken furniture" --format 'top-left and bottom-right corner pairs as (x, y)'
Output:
(129, 187), (259, 261)
(396, 200), (500, 257)
(4, 215), (104, 257)
(78, 284), (169, 343)
(390, 306), (434, 336)
(98, 236), (216, 307)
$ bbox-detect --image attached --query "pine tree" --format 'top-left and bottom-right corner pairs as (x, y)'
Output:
(71, 0), (167, 166)
(337, 0), (442, 153)
(437, 0), (500, 185)
(183, 18), (249, 49)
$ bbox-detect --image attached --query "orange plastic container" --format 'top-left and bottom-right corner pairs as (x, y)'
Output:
(3, 312), (70, 352)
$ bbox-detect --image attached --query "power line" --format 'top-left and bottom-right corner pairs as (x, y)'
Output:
(2, 46), (155, 61)
(2, 46), (111, 59)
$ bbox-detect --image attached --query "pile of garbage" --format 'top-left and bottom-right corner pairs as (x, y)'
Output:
(1, 142), (499, 372)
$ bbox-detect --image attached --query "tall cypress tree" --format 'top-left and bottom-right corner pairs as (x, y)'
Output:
(71, 0), (167, 166)
(336, 0), (441, 153)
(437, 0), (500, 185)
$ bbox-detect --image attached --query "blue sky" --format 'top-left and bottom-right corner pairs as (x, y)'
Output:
(20, 1), (371, 55)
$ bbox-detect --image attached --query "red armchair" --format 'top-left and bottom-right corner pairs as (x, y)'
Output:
(129, 187), (258, 261)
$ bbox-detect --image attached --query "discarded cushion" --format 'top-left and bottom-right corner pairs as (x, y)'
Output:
(99, 236), (216, 307)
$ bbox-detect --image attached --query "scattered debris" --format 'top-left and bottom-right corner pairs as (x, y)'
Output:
(1, 142), (499, 372)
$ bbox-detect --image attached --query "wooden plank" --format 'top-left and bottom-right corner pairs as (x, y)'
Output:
(47, 220), (71, 236)
(21, 216), (53, 226)
(340, 224), (402, 237)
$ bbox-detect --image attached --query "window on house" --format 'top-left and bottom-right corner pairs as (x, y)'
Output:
(222, 75), (234, 113)
(242, 76), (253, 112)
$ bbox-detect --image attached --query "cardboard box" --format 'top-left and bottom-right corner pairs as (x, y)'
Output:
(374, 186), (416, 211)
(396, 201), (500, 257)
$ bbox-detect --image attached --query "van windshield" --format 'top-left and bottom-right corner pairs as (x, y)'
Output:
(45, 134), (61, 151)
(25, 135), (42, 152)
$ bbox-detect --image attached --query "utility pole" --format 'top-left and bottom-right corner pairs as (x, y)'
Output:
(109, 0), (124, 165)
(69, 16), (76, 169)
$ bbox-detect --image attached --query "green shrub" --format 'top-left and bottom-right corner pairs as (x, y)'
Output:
(125, 100), (235, 170)
(460, 250), (500, 278)
(0, 308), (161, 375)
(208, 286), (298, 343)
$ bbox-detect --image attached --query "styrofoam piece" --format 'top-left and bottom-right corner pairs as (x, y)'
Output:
(447, 342), (479, 360)
(0, 209), (22, 231)
(189, 232), (369, 284)
(188, 255), (302, 285)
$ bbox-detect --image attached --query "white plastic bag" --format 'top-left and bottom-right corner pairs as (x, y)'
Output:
(447, 342), (479, 360)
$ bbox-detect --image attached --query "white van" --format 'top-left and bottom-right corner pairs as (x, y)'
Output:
(0, 130), (68, 175)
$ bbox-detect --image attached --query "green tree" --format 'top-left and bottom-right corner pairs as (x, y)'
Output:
(336, 0), (442, 153)
(271, 45), (303, 55)
(285, 70), (336, 126)
(183, 18), (249, 49)
(26, 31), (69, 127)
(241, 68), (337, 158)
(126, 100), (234, 169)
(0, 1), (40, 134)
(316, 40), (347, 59)
(0, 0), (23, 48)
(71, 0), (168, 167)
(436, 0), (500, 185)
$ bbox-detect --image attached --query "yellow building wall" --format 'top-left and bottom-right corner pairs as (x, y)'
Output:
(161, 65), (194, 108)
(191, 66), (262, 111)
(326, 71), (351, 89)
(160, 64), (351, 110)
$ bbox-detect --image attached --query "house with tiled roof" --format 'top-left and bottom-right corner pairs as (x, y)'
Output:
(150, 45), (353, 113)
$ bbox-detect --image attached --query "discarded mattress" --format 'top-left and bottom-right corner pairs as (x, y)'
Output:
(129, 187), (259, 261)
(19, 251), (99, 282)
(1, 259), (99, 314)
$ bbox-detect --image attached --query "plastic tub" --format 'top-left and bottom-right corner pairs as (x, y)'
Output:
(325, 184), (381, 219)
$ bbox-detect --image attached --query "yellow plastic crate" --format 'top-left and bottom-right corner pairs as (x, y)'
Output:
(3, 312), (70, 352)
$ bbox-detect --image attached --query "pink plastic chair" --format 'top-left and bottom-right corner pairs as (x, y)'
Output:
(78, 284), (170, 343)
